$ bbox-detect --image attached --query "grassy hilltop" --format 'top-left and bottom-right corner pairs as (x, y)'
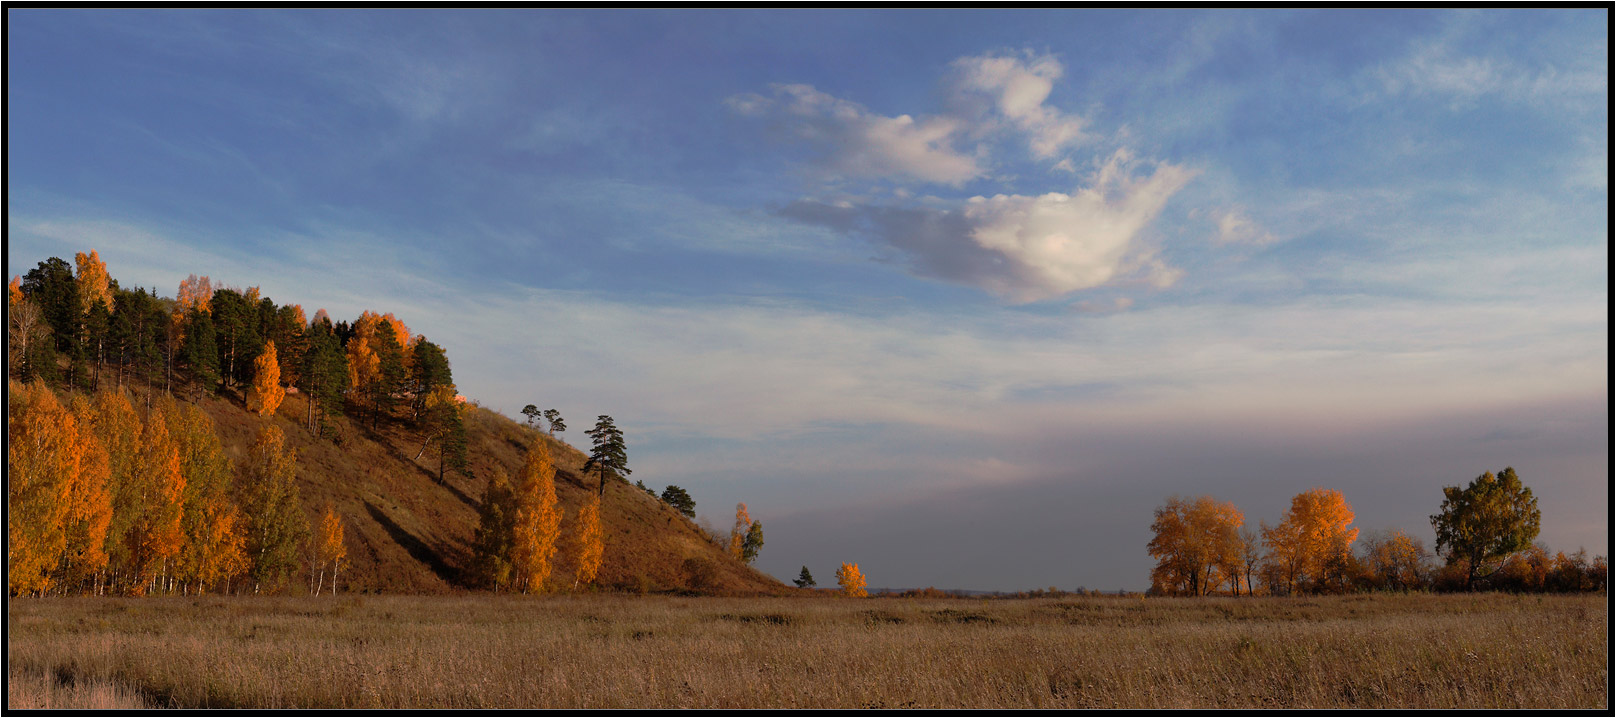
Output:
(193, 387), (784, 596)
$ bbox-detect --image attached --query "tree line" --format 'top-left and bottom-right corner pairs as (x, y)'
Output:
(1147, 470), (1605, 596)
(8, 380), (345, 596)
(10, 249), (782, 597)
(7, 250), (466, 595)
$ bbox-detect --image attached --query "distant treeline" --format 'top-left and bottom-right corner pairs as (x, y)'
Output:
(1147, 477), (1605, 597)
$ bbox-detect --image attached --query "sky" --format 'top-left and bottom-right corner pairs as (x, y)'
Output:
(7, 9), (1608, 591)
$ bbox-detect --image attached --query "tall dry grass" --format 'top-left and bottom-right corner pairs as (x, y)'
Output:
(6, 593), (1606, 709)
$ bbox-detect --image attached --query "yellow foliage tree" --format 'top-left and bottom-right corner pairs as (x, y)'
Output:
(510, 441), (563, 593)
(345, 330), (380, 410)
(246, 340), (285, 417)
(835, 562), (867, 598)
(74, 250), (113, 315)
(175, 274), (213, 315)
(8, 380), (76, 595)
(126, 399), (187, 595)
(1147, 495), (1245, 596)
(88, 389), (144, 591)
(730, 502), (752, 560)
(167, 400), (246, 594)
(1361, 530), (1429, 592)
(572, 494), (603, 588)
(316, 505), (347, 596)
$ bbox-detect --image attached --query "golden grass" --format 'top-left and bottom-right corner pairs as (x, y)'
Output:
(6, 593), (1605, 709)
(7, 666), (152, 710)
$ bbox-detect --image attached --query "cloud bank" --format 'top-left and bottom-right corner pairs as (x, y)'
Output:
(735, 51), (1199, 303)
(781, 149), (1193, 302)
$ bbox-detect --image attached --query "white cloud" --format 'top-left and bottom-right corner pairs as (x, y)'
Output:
(781, 149), (1195, 302)
(949, 52), (1089, 159)
(729, 50), (1102, 186)
(1211, 207), (1277, 246)
(963, 153), (1194, 300)
(1373, 34), (1604, 108)
(726, 84), (983, 186)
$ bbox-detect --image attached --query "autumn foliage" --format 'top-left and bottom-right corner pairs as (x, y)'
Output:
(835, 562), (867, 598)
(1147, 495), (1245, 596)
(246, 340), (285, 416)
(573, 494), (603, 588)
(511, 441), (563, 593)
(316, 505), (347, 596)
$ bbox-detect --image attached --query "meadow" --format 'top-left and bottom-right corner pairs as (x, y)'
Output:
(6, 592), (1606, 710)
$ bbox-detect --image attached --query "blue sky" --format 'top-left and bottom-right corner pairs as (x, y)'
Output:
(8, 9), (1608, 590)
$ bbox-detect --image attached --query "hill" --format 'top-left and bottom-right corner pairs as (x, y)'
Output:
(198, 386), (785, 596)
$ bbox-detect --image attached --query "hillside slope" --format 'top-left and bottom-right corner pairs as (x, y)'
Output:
(199, 388), (785, 595)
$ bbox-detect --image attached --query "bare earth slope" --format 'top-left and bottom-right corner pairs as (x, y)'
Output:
(201, 389), (784, 595)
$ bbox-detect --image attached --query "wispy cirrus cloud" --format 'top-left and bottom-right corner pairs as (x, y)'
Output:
(726, 84), (983, 186)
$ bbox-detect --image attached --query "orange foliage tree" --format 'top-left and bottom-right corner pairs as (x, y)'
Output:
(125, 398), (187, 595)
(572, 494), (603, 589)
(1147, 495), (1245, 596)
(1263, 488), (1359, 595)
(346, 311), (411, 425)
(8, 380), (76, 595)
(175, 274), (213, 315)
(315, 505), (347, 596)
(62, 394), (114, 593)
(835, 562), (867, 597)
(74, 250), (113, 315)
(511, 440), (563, 593)
(246, 340), (285, 416)
(1359, 530), (1430, 592)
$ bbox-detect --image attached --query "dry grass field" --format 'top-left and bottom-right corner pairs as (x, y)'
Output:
(6, 592), (1606, 709)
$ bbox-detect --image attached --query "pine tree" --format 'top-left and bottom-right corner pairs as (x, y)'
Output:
(22, 258), (82, 382)
(659, 485), (696, 518)
(178, 307), (219, 401)
(582, 415), (630, 497)
(794, 566), (816, 588)
(409, 338), (453, 421)
(299, 318), (347, 436)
